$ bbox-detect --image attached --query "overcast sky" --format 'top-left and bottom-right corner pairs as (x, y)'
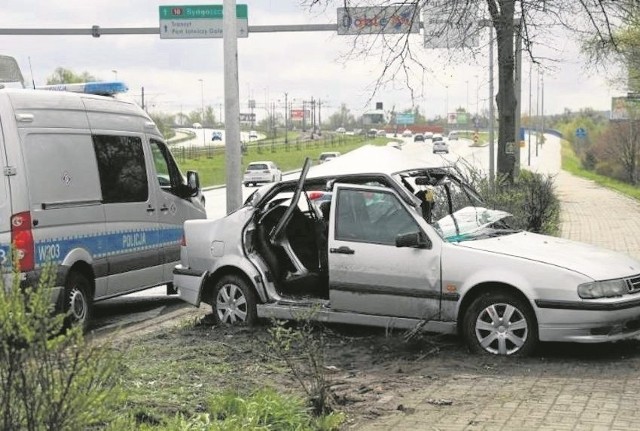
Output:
(2, 1), (625, 120)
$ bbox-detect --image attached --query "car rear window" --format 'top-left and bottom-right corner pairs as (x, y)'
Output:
(248, 163), (268, 170)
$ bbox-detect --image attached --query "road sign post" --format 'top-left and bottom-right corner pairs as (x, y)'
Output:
(159, 4), (248, 39)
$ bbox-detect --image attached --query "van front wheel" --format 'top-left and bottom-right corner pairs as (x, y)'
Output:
(64, 272), (93, 331)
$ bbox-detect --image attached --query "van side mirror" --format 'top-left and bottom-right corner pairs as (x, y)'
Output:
(396, 231), (430, 249)
(186, 171), (200, 196)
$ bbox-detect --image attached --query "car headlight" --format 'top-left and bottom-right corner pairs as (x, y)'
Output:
(578, 279), (628, 299)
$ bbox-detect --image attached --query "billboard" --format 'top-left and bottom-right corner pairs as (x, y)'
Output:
(396, 113), (415, 125)
(423, 1), (480, 49)
(611, 96), (640, 121)
(337, 6), (419, 35)
(290, 109), (308, 120)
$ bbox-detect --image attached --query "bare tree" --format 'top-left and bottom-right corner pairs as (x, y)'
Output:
(305, 0), (627, 181)
(598, 117), (640, 184)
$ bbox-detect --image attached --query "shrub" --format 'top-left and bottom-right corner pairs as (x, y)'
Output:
(0, 260), (123, 431)
(466, 168), (560, 235)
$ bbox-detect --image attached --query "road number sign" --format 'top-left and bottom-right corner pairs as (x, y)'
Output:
(159, 4), (248, 39)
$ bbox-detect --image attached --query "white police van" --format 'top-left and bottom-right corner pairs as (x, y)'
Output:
(0, 62), (206, 329)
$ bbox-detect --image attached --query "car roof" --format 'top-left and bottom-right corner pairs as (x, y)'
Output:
(307, 145), (441, 179)
(248, 160), (273, 165)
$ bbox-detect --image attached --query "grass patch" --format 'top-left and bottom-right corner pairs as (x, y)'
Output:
(173, 136), (392, 187)
(109, 324), (344, 430)
(561, 139), (640, 201)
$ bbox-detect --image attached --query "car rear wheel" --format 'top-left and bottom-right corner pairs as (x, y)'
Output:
(213, 274), (257, 325)
(463, 291), (537, 356)
(64, 271), (93, 331)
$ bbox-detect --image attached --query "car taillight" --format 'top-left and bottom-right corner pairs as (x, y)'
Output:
(180, 233), (187, 247)
(11, 211), (34, 272)
(308, 191), (325, 200)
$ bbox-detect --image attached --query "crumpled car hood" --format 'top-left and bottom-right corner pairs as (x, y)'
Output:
(459, 231), (640, 281)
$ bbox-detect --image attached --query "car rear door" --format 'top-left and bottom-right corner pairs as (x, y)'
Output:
(327, 184), (443, 320)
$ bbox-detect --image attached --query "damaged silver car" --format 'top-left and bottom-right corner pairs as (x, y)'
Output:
(174, 146), (640, 356)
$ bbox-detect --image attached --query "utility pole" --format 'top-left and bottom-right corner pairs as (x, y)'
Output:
(198, 78), (205, 146)
(528, 61), (532, 166)
(539, 70), (544, 157)
(318, 98), (322, 135)
(223, 0), (242, 213)
(488, 25), (495, 187)
(302, 100), (306, 132)
(284, 92), (288, 144)
(514, 19), (523, 176)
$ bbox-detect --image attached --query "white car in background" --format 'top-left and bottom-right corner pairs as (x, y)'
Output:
(433, 140), (449, 154)
(318, 151), (341, 164)
(243, 161), (282, 186)
(249, 130), (259, 139)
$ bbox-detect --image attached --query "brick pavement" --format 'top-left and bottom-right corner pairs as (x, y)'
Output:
(356, 136), (640, 431)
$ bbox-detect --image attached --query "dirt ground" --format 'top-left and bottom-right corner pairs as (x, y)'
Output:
(95, 306), (640, 429)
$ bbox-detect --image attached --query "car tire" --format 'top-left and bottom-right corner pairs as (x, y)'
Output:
(244, 182), (250, 187)
(63, 271), (93, 331)
(463, 291), (537, 356)
(212, 274), (257, 325)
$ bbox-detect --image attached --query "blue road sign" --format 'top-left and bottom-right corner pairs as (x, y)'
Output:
(576, 127), (587, 138)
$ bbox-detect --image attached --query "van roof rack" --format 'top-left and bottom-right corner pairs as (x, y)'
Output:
(36, 81), (128, 96)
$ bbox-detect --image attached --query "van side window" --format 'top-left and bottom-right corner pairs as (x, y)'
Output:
(92, 135), (149, 203)
(150, 139), (184, 196)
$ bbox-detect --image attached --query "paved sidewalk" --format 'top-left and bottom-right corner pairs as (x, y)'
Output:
(357, 136), (640, 431)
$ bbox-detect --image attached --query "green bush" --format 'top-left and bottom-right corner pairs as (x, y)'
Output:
(468, 170), (560, 235)
(0, 260), (122, 431)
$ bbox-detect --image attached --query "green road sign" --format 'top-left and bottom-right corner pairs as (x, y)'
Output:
(159, 4), (248, 39)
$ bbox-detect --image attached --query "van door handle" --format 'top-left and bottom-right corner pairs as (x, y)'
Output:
(330, 246), (355, 255)
(160, 205), (169, 212)
(146, 205), (156, 213)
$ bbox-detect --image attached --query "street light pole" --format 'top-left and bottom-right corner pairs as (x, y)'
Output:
(198, 78), (205, 146)
(284, 92), (288, 145)
(528, 61), (532, 166)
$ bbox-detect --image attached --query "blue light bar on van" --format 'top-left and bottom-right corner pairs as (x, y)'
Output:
(36, 81), (128, 96)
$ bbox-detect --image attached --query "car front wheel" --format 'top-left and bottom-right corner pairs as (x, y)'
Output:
(463, 291), (537, 356)
(212, 274), (257, 325)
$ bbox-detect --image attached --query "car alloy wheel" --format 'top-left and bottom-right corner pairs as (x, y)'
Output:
(463, 291), (537, 356)
(213, 274), (257, 325)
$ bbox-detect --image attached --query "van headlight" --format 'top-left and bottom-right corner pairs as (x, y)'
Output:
(578, 279), (627, 299)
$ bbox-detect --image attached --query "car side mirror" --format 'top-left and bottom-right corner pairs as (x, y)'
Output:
(186, 170), (200, 196)
(396, 231), (430, 249)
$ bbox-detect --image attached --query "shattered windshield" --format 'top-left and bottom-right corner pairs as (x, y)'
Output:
(393, 168), (519, 243)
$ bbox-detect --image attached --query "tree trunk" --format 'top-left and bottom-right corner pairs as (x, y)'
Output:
(493, 0), (517, 182)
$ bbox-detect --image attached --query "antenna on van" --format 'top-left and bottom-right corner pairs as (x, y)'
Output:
(28, 57), (35, 89)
